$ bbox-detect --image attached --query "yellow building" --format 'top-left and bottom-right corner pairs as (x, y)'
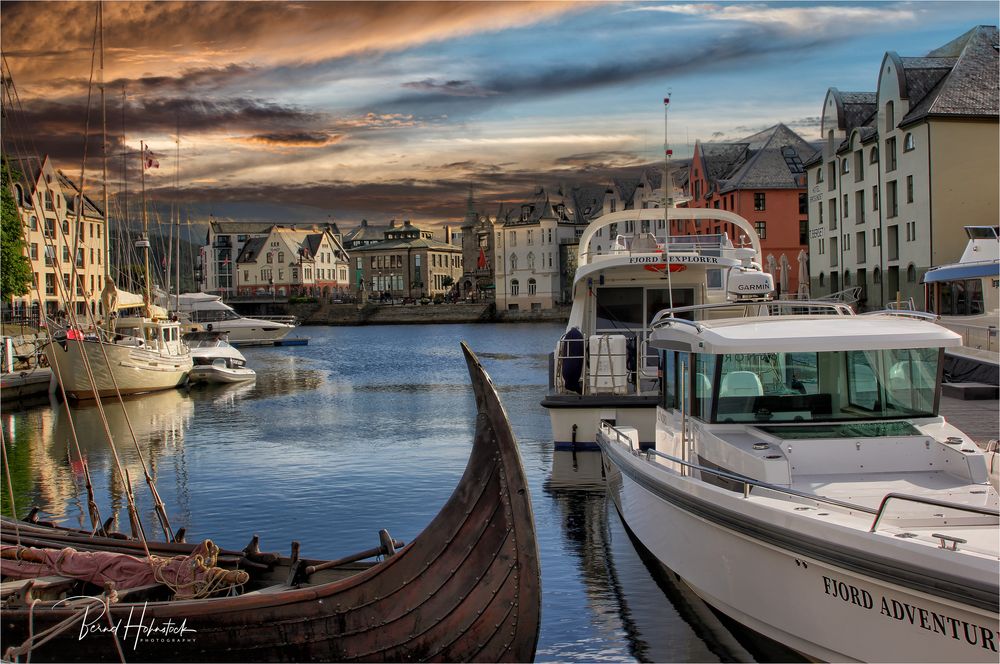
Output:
(8, 156), (107, 321)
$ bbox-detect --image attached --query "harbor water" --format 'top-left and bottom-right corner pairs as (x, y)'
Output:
(2, 323), (776, 662)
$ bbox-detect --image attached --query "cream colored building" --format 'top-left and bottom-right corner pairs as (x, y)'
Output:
(9, 156), (107, 320)
(234, 225), (350, 298)
(807, 26), (999, 309)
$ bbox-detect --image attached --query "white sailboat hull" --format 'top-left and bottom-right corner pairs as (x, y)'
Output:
(46, 339), (191, 400)
(600, 443), (1000, 663)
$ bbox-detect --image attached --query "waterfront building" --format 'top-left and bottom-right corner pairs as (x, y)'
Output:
(685, 125), (817, 296)
(200, 220), (348, 299)
(494, 187), (588, 311)
(7, 156), (107, 320)
(233, 225), (349, 298)
(349, 220), (463, 300)
(806, 25), (999, 309)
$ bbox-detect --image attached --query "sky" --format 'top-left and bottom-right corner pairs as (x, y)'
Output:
(2, 1), (997, 229)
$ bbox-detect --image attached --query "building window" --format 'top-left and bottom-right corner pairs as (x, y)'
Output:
(906, 263), (916, 283)
(906, 221), (917, 242)
(30, 243), (38, 260)
(854, 151), (864, 181)
(830, 236), (838, 267)
(885, 137), (897, 171)
(856, 233), (866, 263)
(527, 230), (534, 245)
(510, 279), (519, 296)
(818, 238), (825, 255)
(45, 273), (55, 295)
(527, 252), (535, 270)
(906, 175), (914, 204)
(884, 101), (894, 133)
(873, 267), (881, 284)
(872, 229), (881, 246)
(844, 271), (851, 286)
(267, 253), (273, 263)
(278, 252), (284, 263)
(509, 230), (517, 247)
(510, 254), (517, 271)
(819, 272), (825, 287)
(870, 147), (878, 164)
(817, 168), (824, 184)
(828, 199), (837, 231)
(872, 185), (879, 211)
(842, 193), (849, 218)
(799, 220), (808, 245)
(754, 193), (766, 211)
(887, 181), (898, 218)
(844, 233), (851, 251)
(903, 133), (915, 152)
(841, 158), (850, 175)
(754, 221), (767, 239)
(887, 225), (899, 260)
(817, 203), (824, 225)
(29, 216), (37, 231)
(528, 278), (537, 295)
(798, 193), (807, 215)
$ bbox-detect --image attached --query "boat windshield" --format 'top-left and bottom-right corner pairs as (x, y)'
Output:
(679, 347), (941, 423)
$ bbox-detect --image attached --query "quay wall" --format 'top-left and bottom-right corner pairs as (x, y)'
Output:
(274, 301), (570, 326)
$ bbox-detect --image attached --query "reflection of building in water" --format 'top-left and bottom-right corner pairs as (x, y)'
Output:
(50, 389), (195, 528)
(2, 407), (79, 524)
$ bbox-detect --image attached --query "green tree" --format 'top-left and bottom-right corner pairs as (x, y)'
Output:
(1, 159), (32, 300)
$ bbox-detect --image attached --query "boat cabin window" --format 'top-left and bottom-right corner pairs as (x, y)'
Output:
(595, 287), (694, 333)
(661, 348), (941, 423)
(929, 280), (985, 316)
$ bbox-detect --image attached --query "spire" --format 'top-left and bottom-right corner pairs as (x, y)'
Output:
(464, 184), (477, 225)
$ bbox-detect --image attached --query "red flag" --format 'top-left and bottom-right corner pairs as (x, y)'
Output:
(477, 247), (487, 269)
(145, 153), (160, 169)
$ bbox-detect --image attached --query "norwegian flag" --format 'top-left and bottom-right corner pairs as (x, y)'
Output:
(145, 152), (160, 169)
(477, 247), (487, 270)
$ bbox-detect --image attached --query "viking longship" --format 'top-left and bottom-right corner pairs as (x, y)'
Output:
(0, 343), (541, 662)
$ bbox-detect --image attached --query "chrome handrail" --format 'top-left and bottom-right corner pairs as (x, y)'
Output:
(860, 310), (940, 321)
(598, 422), (999, 527)
(648, 314), (703, 332)
(869, 492), (999, 533)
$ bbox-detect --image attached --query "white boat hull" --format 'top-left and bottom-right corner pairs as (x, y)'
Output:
(46, 339), (191, 400)
(600, 444), (1000, 663)
(545, 400), (656, 449)
(195, 321), (294, 343)
(188, 365), (256, 384)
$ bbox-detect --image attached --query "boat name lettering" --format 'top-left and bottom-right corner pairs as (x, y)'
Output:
(820, 576), (997, 652)
(628, 256), (662, 264)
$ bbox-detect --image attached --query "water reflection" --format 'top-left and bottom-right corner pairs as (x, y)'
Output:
(544, 450), (754, 663)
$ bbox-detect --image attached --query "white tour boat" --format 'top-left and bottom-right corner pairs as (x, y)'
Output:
(597, 303), (999, 662)
(923, 225), (999, 383)
(185, 330), (256, 384)
(46, 284), (192, 400)
(543, 207), (850, 451)
(167, 292), (296, 345)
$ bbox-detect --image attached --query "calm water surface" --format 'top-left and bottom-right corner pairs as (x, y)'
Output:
(2, 323), (759, 663)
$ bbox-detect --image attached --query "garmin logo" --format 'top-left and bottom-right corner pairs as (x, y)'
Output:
(736, 283), (771, 292)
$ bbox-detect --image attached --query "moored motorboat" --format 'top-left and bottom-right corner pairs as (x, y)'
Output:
(922, 225), (999, 385)
(0, 343), (541, 662)
(184, 331), (256, 384)
(597, 305), (999, 662)
(167, 292), (296, 345)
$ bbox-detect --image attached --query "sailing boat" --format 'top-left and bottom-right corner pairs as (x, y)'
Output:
(45, 18), (191, 400)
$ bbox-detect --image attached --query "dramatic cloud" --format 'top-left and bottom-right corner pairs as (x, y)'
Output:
(402, 79), (498, 97)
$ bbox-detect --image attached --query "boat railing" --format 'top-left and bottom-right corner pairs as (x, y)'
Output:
(579, 233), (729, 266)
(860, 309), (940, 322)
(553, 333), (657, 397)
(648, 300), (854, 328)
(938, 320), (999, 352)
(869, 492), (1000, 534)
(256, 315), (297, 325)
(598, 421), (999, 532)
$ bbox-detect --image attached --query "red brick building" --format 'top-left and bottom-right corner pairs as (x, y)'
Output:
(683, 124), (817, 295)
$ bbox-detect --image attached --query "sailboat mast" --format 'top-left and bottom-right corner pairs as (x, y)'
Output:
(100, 4), (110, 296)
(175, 118), (181, 311)
(141, 141), (151, 310)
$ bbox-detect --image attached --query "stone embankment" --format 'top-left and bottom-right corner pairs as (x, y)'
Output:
(285, 301), (570, 326)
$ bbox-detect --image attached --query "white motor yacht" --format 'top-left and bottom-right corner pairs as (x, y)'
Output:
(543, 207), (851, 451)
(923, 225), (999, 383)
(597, 303), (998, 662)
(184, 331), (256, 384)
(167, 292), (296, 345)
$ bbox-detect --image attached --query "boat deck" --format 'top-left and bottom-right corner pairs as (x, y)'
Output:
(792, 471), (994, 510)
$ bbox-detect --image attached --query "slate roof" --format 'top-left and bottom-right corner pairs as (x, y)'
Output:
(901, 25), (999, 126)
(350, 236), (460, 252)
(838, 91), (878, 133)
(342, 219), (395, 246)
(697, 124), (818, 194)
(611, 177), (640, 207)
(569, 184), (606, 223)
(235, 236), (267, 263)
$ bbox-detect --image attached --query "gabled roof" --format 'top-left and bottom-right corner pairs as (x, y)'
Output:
(55, 171), (103, 217)
(343, 219), (395, 245)
(838, 91), (878, 133)
(569, 184), (606, 223)
(610, 177), (640, 207)
(235, 236), (267, 264)
(697, 124), (817, 193)
(901, 25), (999, 127)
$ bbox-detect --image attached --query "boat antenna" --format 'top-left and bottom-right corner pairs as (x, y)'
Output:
(663, 92), (675, 312)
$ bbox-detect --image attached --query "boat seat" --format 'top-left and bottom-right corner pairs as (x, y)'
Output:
(719, 371), (763, 398)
